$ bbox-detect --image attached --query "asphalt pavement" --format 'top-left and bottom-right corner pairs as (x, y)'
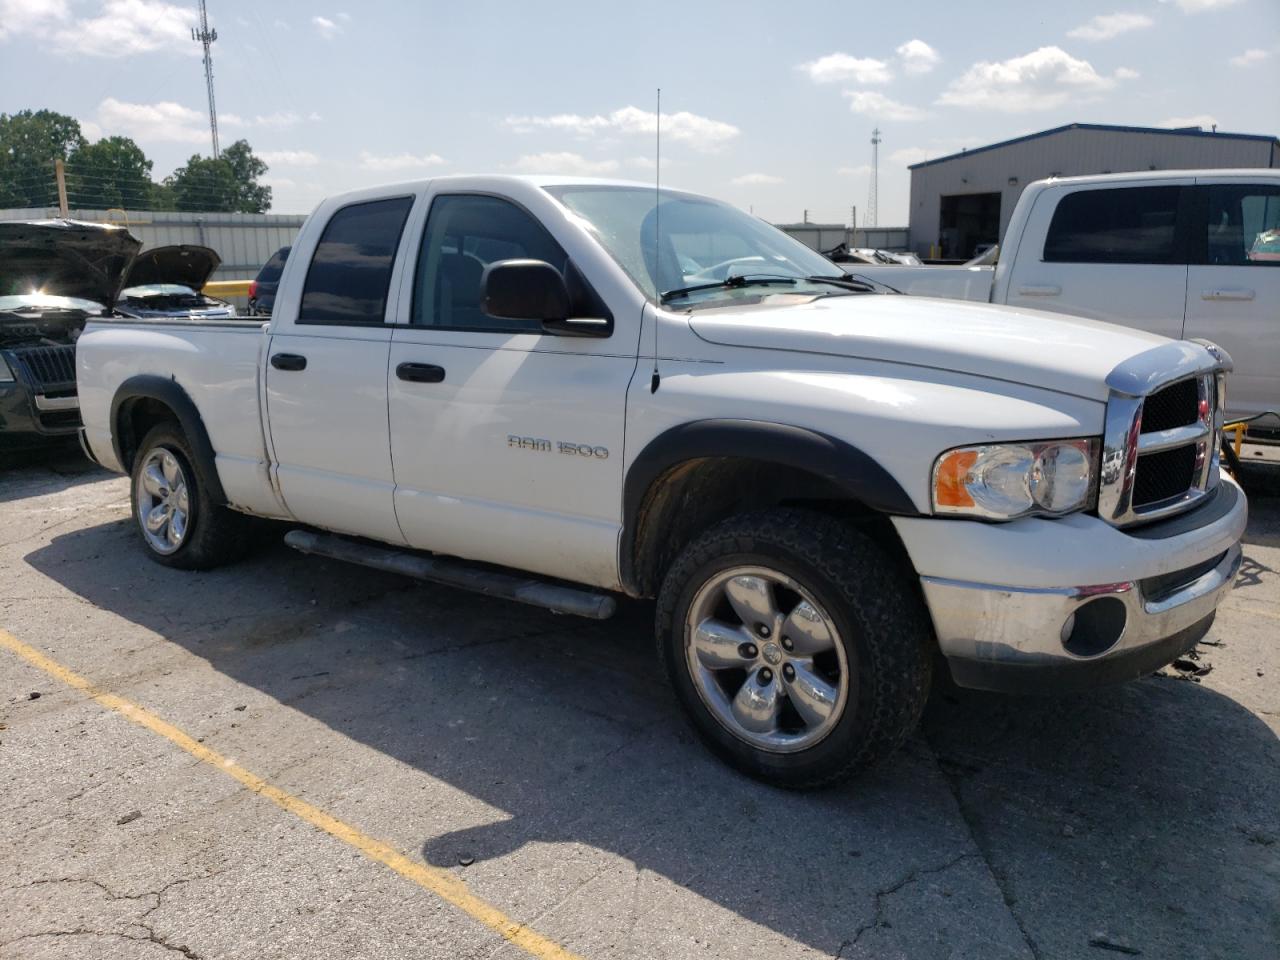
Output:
(1, 446), (1277, 960)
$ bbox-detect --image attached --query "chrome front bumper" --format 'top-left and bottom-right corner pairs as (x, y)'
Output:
(909, 486), (1246, 694)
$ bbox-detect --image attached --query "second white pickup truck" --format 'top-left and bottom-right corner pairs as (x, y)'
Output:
(849, 170), (1280, 425)
(77, 175), (1246, 788)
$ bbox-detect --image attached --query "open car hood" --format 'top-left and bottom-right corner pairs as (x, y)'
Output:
(0, 219), (141, 309)
(123, 245), (221, 290)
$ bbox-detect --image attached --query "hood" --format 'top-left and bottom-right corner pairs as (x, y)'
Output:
(0, 219), (141, 308)
(123, 245), (221, 290)
(686, 294), (1171, 402)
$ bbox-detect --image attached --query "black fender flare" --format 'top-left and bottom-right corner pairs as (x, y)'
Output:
(620, 418), (921, 591)
(109, 374), (228, 505)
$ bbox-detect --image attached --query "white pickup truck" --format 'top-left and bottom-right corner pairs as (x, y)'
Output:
(77, 175), (1246, 788)
(849, 170), (1280, 425)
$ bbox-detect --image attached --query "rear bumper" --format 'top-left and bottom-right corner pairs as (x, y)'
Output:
(893, 478), (1247, 694)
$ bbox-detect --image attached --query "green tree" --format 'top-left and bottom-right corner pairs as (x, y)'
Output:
(65, 136), (154, 210)
(164, 139), (272, 213)
(0, 109), (86, 207)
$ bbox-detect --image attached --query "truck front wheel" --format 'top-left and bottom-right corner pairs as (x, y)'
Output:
(656, 509), (933, 789)
(129, 423), (251, 570)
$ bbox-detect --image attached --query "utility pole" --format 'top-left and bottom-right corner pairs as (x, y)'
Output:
(192, 0), (219, 157)
(54, 158), (68, 216)
(867, 128), (881, 228)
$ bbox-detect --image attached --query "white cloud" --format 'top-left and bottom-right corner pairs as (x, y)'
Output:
(313, 15), (339, 37)
(837, 164), (872, 176)
(1068, 12), (1154, 41)
(50, 0), (193, 57)
(504, 106), (739, 152)
(1160, 0), (1241, 11)
(508, 152), (619, 176)
(896, 39), (939, 75)
(95, 97), (210, 144)
(358, 151), (446, 171)
(938, 46), (1135, 112)
(731, 173), (783, 186)
(1230, 48), (1271, 68)
(262, 176), (296, 189)
(843, 90), (928, 121)
(0, 0), (67, 40)
(260, 150), (320, 167)
(253, 111), (303, 128)
(1160, 114), (1218, 129)
(798, 52), (892, 85)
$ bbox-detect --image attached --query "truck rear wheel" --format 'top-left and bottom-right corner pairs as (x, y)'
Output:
(129, 423), (251, 570)
(656, 508), (933, 789)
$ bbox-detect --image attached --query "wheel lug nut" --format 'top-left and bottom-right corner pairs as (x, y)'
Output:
(781, 637), (793, 651)
(757, 624), (771, 638)
(783, 664), (795, 682)
(739, 642), (758, 659)
(759, 668), (773, 684)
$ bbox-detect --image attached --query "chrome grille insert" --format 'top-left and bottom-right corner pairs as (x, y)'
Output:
(1099, 341), (1230, 528)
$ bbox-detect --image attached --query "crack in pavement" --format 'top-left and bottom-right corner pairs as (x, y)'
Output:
(0, 927), (200, 958)
(845, 852), (977, 953)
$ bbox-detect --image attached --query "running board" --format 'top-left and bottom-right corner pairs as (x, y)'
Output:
(283, 530), (617, 620)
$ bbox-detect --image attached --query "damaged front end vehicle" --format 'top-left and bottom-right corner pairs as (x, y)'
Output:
(0, 219), (140, 450)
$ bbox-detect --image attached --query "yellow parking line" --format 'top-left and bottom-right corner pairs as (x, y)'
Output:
(0, 628), (584, 960)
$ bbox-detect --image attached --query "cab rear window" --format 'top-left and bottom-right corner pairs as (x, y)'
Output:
(1044, 186), (1181, 265)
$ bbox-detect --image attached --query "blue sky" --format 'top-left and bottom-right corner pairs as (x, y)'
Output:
(1, 0), (1277, 223)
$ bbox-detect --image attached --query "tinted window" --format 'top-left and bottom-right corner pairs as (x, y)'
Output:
(1205, 184), (1280, 266)
(257, 246), (290, 283)
(1044, 186), (1181, 264)
(299, 198), (413, 325)
(412, 194), (568, 331)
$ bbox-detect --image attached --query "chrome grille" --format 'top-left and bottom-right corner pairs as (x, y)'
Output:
(1098, 341), (1230, 528)
(9, 344), (77, 389)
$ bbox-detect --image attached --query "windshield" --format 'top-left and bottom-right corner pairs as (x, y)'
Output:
(544, 185), (845, 304)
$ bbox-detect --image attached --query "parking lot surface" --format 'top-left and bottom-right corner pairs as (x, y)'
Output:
(2, 448), (1277, 960)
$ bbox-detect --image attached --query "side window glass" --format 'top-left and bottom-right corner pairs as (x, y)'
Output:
(412, 194), (569, 331)
(298, 197), (414, 325)
(1044, 186), (1181, 264)
(1206, 184), (1280, 266)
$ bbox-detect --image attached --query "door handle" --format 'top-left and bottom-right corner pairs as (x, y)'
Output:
(270, 353), (307, 371)
(1201, 288), (1255, 302)
(396, 362), (446, 383)
(1017, 284), (1061, 297)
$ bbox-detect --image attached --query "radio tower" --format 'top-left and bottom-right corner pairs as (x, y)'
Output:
(867, 128), (881, 228)
(192, 0), (219, 157)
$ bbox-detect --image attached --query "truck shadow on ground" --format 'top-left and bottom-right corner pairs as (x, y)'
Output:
(23, 498), (1280, 959)
(0, 441), (106, 504)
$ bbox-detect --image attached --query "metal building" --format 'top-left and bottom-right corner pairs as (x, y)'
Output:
(908, 123), (1280, 259)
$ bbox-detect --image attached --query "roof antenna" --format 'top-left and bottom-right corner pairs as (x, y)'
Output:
(650, 87), (662, 394)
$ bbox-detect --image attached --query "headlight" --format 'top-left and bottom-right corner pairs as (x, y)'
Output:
(933, 439), (1100, 520)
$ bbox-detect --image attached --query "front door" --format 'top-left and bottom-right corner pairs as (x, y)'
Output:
(265, 194), (416, 544)
(387, 192), (636, 589)
(1185, 180), (1280, 422)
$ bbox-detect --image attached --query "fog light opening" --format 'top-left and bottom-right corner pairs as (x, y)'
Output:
(1061, 597), (1127, 658)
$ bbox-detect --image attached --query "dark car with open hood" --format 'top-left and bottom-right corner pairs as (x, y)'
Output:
(1, 219), (140, 450)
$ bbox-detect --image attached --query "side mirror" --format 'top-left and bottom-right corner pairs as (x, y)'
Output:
(480, 259), (609, 337)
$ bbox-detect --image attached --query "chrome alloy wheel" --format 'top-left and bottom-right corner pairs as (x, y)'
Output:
(135, 447), (191, 555)
(684, 566), (850, 753)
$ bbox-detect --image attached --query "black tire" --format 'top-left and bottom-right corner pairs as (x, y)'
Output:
(656, 508), (933, 789)
(129, 422), (251, 570)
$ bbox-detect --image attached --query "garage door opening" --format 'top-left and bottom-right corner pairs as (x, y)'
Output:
(939, 192), (1001, 260)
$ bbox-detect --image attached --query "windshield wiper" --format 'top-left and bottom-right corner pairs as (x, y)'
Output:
(660, 274), (797, 303)
(806, 273), (902, 295)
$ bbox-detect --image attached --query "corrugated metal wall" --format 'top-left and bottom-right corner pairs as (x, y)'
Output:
(0, 207), (306, 283)
(908, 129), (1277, 256)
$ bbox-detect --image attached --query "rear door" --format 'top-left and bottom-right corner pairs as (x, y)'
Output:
(264, 195), (415, 543)
(386, 190), (635, 589)
(1184, 178), (1280, 421)
(1003, 182), (1192, 340)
